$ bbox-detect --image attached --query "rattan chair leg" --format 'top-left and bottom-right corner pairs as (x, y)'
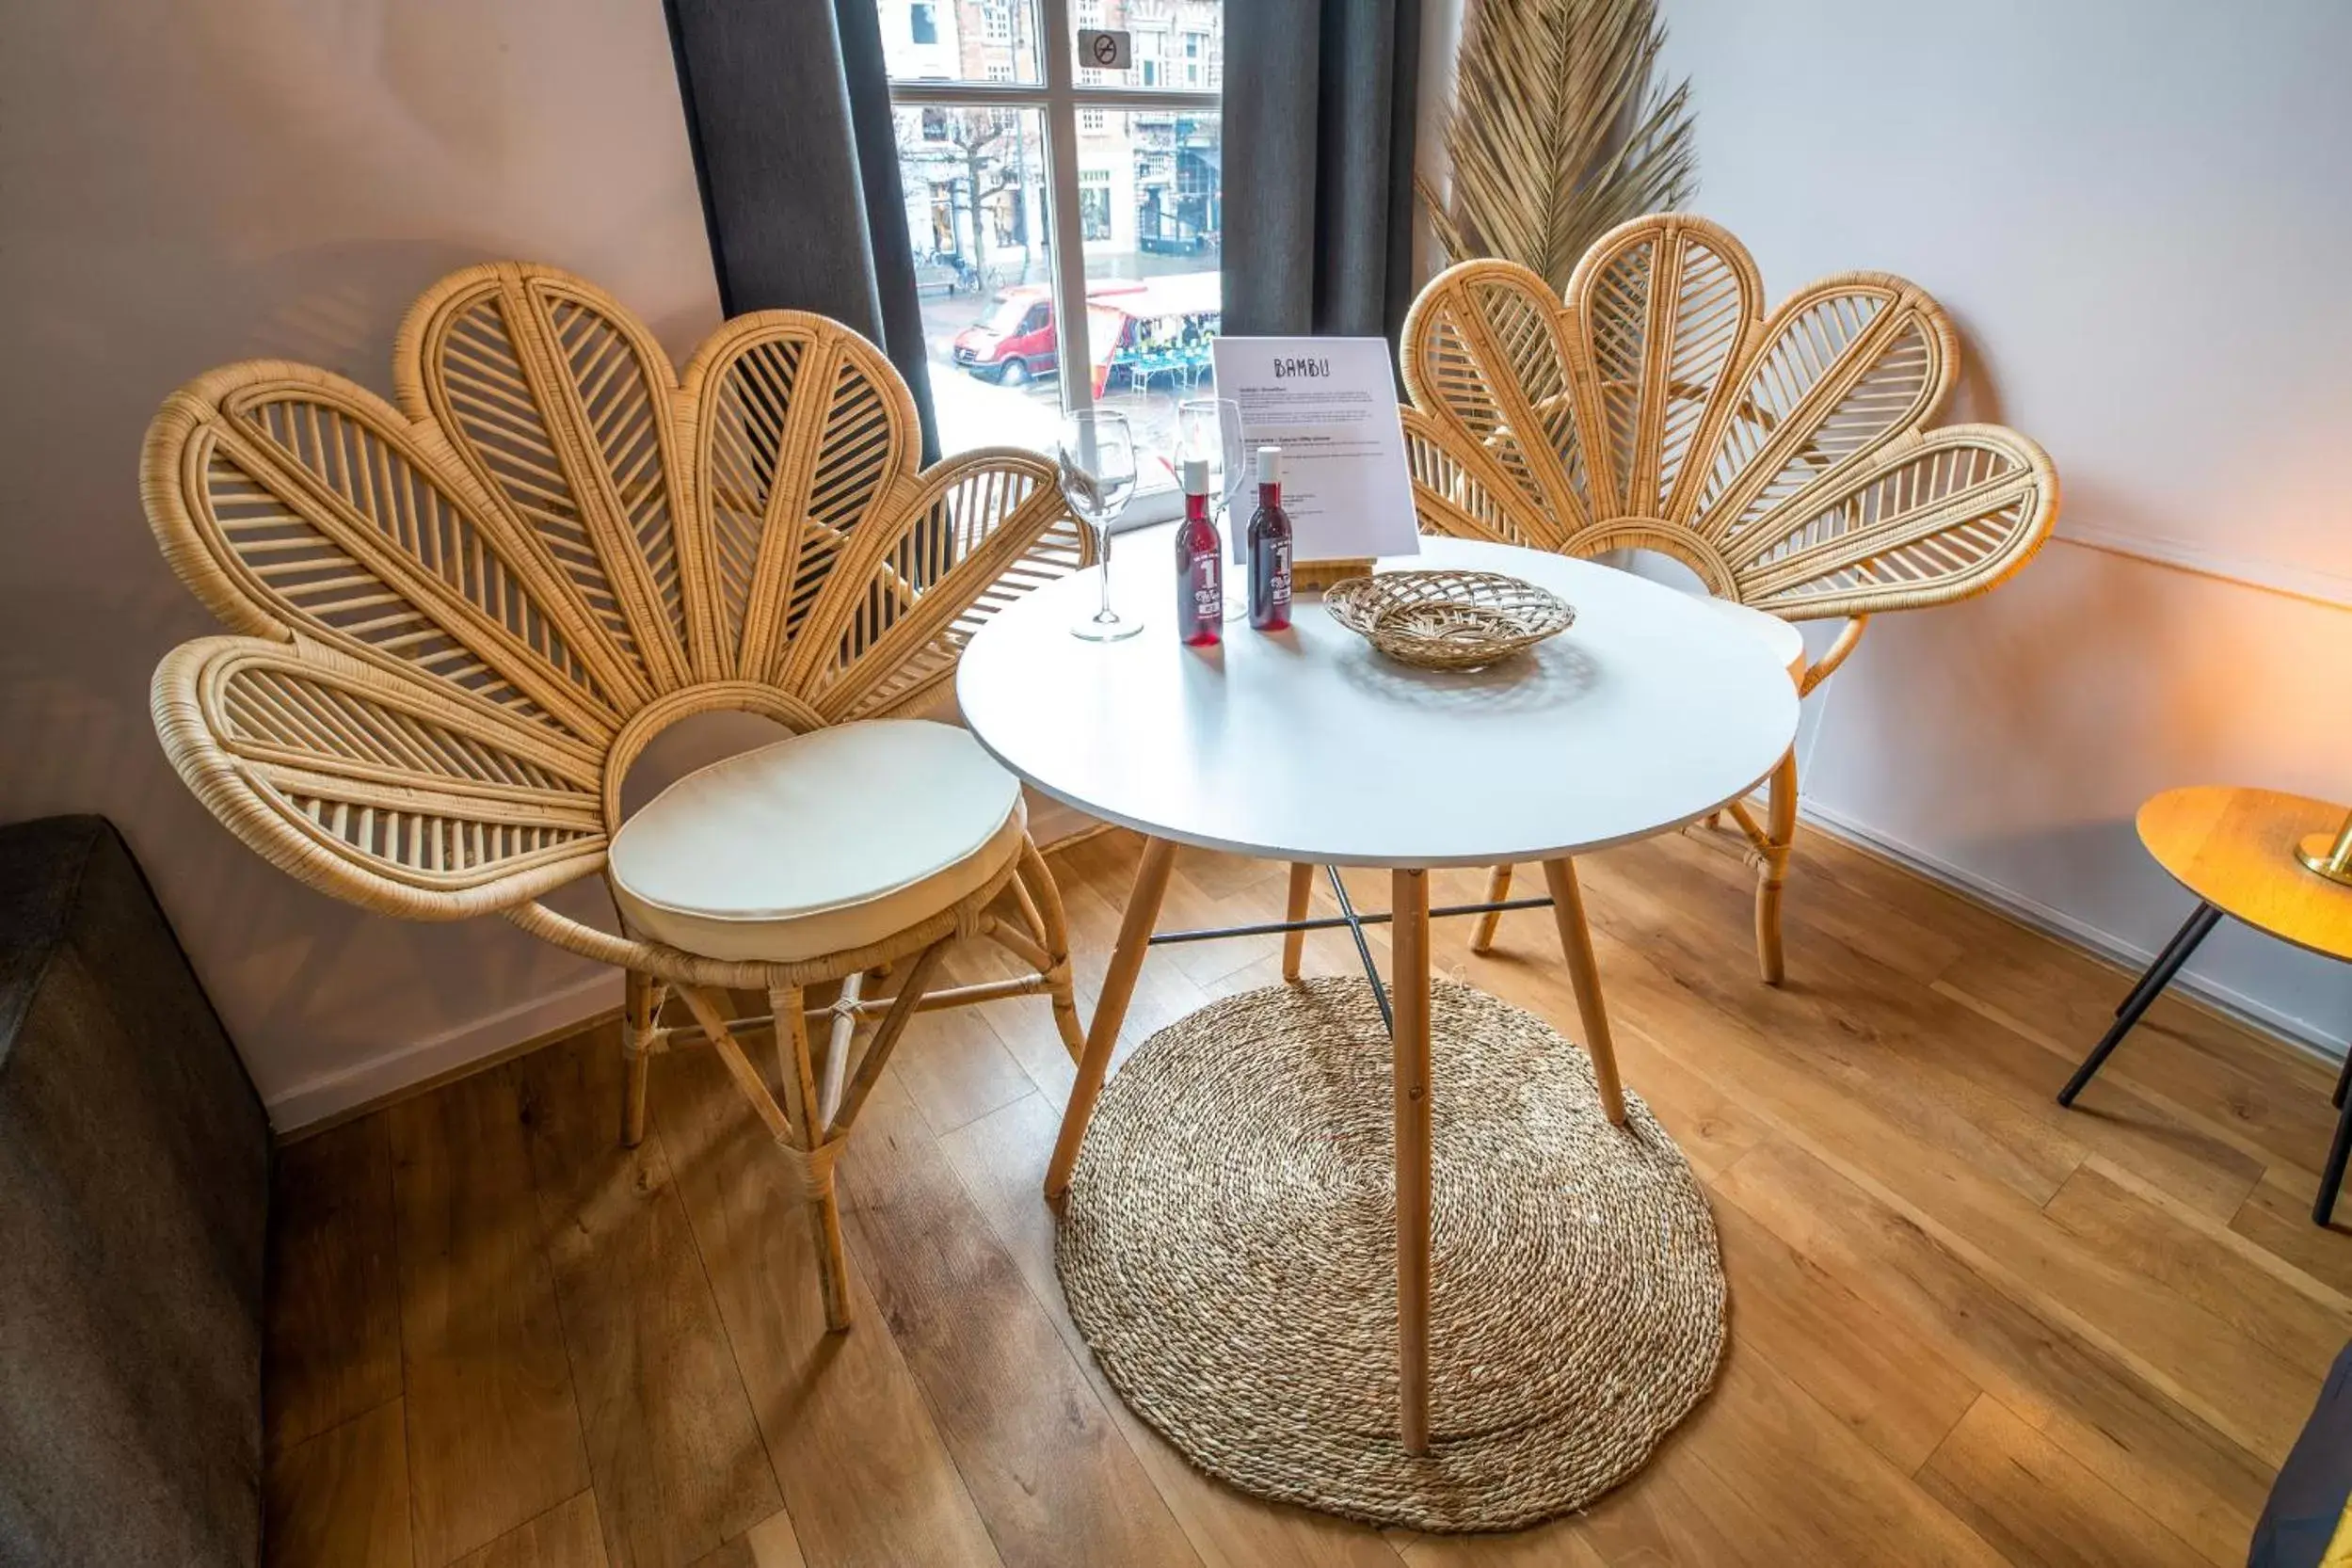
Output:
(1542, 858), (1627, 1127)
(1016, 836), (1086, 1063)
(621, 968), (664, 1148)
(770, 984), (851, 1332)
(829, 940), (949, 1140)
(803, 1168), (852, 1334)
(1754, 749), (1800, 985)
(1282, 863), (1315, 980)
(1008, 862), (1048, 947)
(986, 919), (1057, 976)
(819, 972), (864, 1128)
(675, 986), (793, 1145)
(1469, 864), (1515, 953)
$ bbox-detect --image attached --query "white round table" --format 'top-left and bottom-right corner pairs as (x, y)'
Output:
(957, 532), (1800, 1453)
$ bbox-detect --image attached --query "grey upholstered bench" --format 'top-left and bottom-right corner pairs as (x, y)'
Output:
(0, 815), (267, 1568)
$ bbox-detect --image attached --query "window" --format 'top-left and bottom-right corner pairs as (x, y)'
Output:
(875, 0), (1224, 493)
(1079, 169), (1112, 240)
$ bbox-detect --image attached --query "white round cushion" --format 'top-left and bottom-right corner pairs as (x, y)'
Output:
(610, 720), (1026, 965)
(1702, 596), (1808, 686)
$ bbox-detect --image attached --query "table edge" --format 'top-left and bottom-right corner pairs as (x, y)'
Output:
(2136, 784), (2352, 964)
(984, 728), (1793, 870)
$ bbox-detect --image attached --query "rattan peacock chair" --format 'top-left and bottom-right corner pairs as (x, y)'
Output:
(1396, 213), (2058, 983)
(142, 261), (1092, 1331)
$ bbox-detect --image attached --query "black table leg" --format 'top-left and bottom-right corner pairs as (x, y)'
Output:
(2056, 902), (2222, 1108)
(2319, 1091), (2352, 1227)
(1323, 865), (1394, 1036)
(2333, 1048), (2351, 1112)
(2113, 901), (2221, 1021)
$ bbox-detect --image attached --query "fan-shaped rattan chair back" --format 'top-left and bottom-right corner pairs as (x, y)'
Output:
(143, 262), (1092, 1333)
(1397, 214), (2059, 984)
(145, 263), (1084, 957)
(1400, 213), (2057, 620)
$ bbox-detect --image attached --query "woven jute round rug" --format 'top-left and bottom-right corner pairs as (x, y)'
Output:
(1055, 976), (1725, 1532)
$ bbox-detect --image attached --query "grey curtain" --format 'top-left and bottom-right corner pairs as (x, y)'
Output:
(1223, 0), (1423, 348)
(664, 0), (941, 462)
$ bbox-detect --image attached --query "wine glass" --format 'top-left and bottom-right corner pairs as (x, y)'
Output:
(1058, 408), (1142, 640)
(1177, 395), (1248, 621)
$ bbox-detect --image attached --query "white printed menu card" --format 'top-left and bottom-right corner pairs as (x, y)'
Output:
(1209, 336), (1423, 563)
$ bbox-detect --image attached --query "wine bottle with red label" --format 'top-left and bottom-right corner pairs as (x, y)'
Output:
(1174, 456), (1223, 646)
(1246, 445), (1292, 632)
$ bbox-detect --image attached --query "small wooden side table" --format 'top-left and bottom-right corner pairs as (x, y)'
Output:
(2057, 785), (2352, 1224)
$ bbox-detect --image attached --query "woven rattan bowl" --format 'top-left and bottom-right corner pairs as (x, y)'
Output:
(1324, 569), (1575, 671)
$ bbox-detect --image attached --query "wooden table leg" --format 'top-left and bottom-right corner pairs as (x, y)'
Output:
(1281, 861), (1315, 981)
(1468, 863), (1513, 953)
(1391, 866), (1432, 1456)
(1045, 836), (1176, 1203)
(1543, 858), (1627, 1126)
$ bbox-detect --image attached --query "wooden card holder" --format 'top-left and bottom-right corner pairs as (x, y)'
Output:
(1292, 556), (1374, 593)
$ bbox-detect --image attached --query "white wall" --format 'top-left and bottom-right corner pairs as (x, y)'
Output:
(11, 0), (2349, 1130)
(0, 0), (723, 1125)
(1650, 0), (2352, 1053)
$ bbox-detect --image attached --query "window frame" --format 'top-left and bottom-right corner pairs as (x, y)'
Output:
(882, 0), (1219, 423)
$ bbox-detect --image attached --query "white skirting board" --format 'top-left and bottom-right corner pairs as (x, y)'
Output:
(1800, 799), (2348, 1069)
(266, 793), (2344, 1133)
(266, 968), (625, 1133)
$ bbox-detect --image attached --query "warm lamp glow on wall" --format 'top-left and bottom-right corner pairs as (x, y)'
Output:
(2056, 784), (2352, 1226)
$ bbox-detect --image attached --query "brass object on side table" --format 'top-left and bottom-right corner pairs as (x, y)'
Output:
(2297, 808), (2352, 888)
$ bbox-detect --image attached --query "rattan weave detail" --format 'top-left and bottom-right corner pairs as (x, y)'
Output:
(1398, 213), (2062, 984)
(1325, 569), (1575, 670)
(140, 262), (1094, 1332)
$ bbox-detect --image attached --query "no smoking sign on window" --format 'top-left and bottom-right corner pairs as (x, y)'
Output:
(1078, 28), (1131, 70)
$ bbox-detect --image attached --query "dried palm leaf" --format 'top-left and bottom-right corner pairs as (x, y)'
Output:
(1424, 0), (1697, 294)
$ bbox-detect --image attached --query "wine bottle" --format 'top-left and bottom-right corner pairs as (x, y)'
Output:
(1246, 445), (1292, 632)
(1174, 456), (1223, 647)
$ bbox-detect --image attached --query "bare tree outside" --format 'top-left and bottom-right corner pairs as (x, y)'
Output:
(877, 0), (1225, 465)
(894, 105), (1045, 292)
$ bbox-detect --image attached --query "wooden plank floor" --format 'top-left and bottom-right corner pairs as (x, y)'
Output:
(262, 824), (2350, 1568)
